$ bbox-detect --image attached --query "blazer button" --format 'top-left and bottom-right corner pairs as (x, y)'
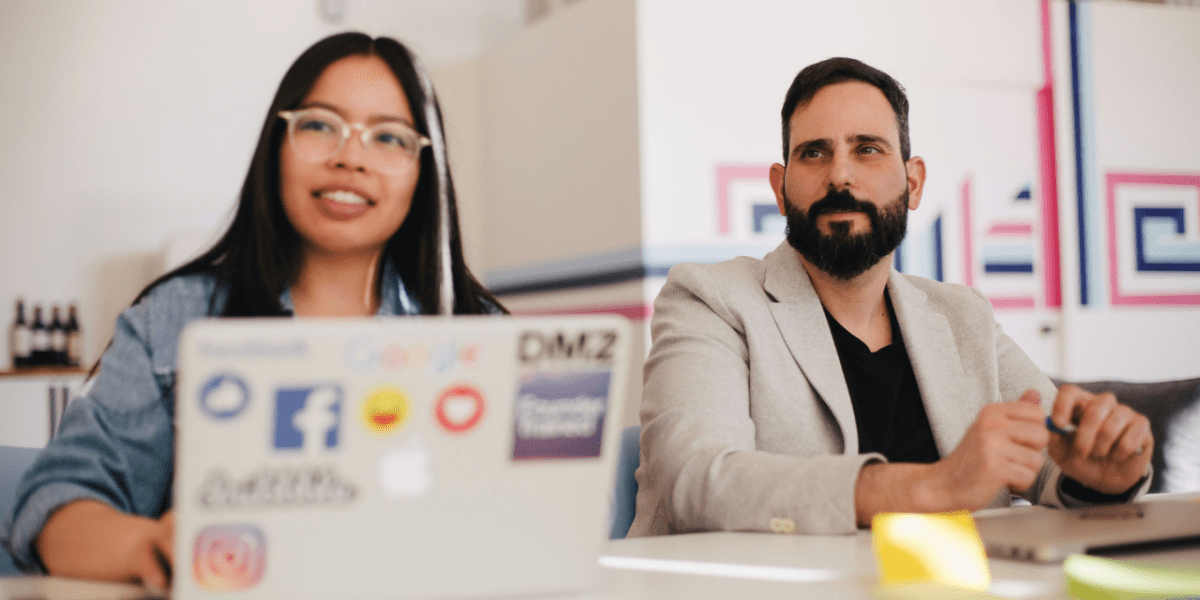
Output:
(769, 517), (795, 534)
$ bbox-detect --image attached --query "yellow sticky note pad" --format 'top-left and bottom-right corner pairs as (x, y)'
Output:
(872, 511), (990, 591)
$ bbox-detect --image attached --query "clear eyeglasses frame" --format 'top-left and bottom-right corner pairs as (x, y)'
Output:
(277, 107), (431, 176)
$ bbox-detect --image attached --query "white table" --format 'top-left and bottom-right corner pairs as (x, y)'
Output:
(6, 496), (1199, 600)
(595, 494), (1200, 599)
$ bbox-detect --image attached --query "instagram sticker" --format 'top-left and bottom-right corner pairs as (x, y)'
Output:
(193, 524), (267, 591)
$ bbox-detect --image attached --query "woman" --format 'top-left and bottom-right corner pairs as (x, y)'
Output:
(2, 32), (503, 589)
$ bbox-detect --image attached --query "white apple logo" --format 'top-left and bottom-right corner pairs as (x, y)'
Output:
(378, 437), (432, 498)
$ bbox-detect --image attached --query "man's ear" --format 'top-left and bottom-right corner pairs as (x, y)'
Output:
(769, 163), (787, 216)
(905, 156), (926, 211)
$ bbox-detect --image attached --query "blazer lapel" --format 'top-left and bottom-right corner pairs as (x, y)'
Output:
(887, 273), (975, 457)
(762, 243), (859, 454)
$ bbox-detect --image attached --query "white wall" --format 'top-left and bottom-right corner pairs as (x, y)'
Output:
(479, 0), (642, 274)
(0, 1), (328, 366)
(0, 1), (516, 369)
(2, 0), (1196, 386)
(636, 0), (1042, 248)
(634, 0), (1068, 373)
(1053, 1), (1200, 381)
(489, 0), (1200, 384)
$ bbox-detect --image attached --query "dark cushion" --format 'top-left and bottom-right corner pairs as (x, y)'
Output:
(1055, 379), (1200, 494)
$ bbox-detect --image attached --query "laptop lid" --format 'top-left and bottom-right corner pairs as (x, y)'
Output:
(974, 494), (1200, 562)
(173, 315), (631, 600)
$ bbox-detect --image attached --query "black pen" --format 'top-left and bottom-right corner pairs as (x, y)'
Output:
(1045, 416), (1077, 436)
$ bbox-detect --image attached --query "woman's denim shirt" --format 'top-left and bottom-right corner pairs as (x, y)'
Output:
(2, 265), (423, 572)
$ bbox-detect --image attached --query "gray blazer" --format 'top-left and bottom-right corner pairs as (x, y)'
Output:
(629, 242), (1076, 537)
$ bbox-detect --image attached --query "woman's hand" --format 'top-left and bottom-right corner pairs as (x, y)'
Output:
(37, 500), (174, 594)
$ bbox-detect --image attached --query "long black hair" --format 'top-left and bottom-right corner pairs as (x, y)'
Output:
(135, 32), (503, 316)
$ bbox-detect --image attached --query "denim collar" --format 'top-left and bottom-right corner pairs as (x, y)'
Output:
(278, 258), (420, 316)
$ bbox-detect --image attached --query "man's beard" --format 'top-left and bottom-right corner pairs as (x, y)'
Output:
(784, 186), (909, 280)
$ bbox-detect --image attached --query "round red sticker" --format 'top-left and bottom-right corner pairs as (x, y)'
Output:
(435, 385), (486, 433)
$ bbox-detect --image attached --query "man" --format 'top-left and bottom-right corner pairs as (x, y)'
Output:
(628, 58), (1152, 536)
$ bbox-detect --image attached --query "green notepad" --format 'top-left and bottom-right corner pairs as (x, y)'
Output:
(1065, 554), (1200, 600)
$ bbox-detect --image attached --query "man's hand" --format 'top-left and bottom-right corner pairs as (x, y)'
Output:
(1047, 384), (1152, 495)
(921, 391), (1049, 509)
(37, 500), (174, 594)
(856, 392), (1048, 525)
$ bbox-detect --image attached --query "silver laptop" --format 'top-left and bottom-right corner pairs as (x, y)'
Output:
(173, 315), (631, 600)
(974, 493), (1200, 562)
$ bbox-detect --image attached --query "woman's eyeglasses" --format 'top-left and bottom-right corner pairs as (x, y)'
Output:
(278, 107), (431, 175)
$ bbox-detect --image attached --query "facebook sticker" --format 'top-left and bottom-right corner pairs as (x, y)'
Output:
(512, 371), (610, 460)
(273, 385), (342, 451)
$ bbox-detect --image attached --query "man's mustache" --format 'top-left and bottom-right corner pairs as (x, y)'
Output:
(806, 188), (879, 218)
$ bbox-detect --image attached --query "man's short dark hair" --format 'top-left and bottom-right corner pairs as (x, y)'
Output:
(780, 57), (910, 163)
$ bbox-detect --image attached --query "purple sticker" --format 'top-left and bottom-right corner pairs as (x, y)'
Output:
(512, 371), (610, 460)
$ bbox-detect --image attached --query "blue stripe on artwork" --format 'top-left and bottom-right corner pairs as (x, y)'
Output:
(1135, 208), (1200, 271)
(981, 242), (1036, 263)
(1076, 2), (1104, 305)
(753, 204), (786, 234)
(1070, 0), (1090, 305)
(984, 263), (1035, 274)
(933, 216), (944, 282)
(896, 217), (942, 281)
(982, 239), (1035, 273)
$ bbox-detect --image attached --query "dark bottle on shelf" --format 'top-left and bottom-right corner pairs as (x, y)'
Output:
(10, 298), (31, 369)
(65, 303), (82, 367)
(50, 305), (67, 366)
(30, 305), (49, 367)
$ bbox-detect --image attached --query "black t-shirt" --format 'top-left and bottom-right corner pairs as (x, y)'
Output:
(824, 294), (940, 464)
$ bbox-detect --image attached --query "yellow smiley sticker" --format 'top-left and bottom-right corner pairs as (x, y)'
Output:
(361, 386), (410, 434)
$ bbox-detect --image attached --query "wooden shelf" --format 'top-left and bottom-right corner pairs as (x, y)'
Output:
(0, 366), (87, 378)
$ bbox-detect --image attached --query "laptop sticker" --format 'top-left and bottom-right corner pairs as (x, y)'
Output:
(512, 371), (610, 460)
(348, 338), (484, 374)
(378, 436), (433, 499)
(193, 524), (266, 591)
(197, 465), (358, 510)
(343, 336), (377, 372)
(361, 386), (410, 435)
(431, 343), (457, 373)
(380, 343), (408, 372)
(273, 385), (342, 452)
(459, 342), (481, 368)
(406, 344), (429, 370)
(435, 384), (486, 434)
(199, 374), (250, 420)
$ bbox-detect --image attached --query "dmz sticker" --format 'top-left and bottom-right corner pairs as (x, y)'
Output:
(512, 371), (610, 460)
(273, 385), (342, 452)
(193, 524), (266, 591)
(199, 374), (250, 420)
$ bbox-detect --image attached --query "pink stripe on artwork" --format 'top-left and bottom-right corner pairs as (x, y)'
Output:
(1038, 0), (1063, 308)
(986, 222), (1034, 237)
(1041, 0), (1054, 86)
(989, 296), (1037, 310)
(1106, 171), (1200, 306)
(717, 164), (772, 236)
(962, 177), (974, 287)
(513, 303), (653, 321)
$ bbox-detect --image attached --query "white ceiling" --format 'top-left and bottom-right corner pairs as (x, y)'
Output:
(319, 0), (529, 67)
